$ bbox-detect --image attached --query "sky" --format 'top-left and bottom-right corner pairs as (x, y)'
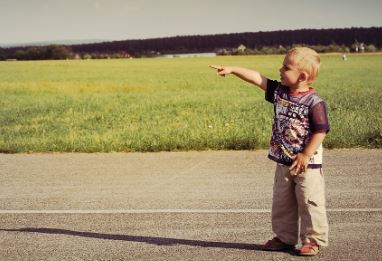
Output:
(1, 0), (382, 45)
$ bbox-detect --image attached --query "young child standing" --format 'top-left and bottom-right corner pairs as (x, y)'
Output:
(210, 47), (330, 256)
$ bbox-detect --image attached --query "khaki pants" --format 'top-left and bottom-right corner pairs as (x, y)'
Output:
(272, 164), (329, 246)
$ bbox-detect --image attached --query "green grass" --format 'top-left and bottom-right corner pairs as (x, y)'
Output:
(0, 54), (381, 153)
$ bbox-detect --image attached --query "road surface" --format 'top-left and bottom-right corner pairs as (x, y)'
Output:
(0, 149), (381, 260)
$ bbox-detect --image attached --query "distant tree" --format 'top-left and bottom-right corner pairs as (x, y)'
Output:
(12, 45), (72, 60)
(45, 45), (72, 59)
(260, 46), (274, 55)
(0, 48), (6, 60)
(25, 47), (46, 60)
(367, 44), (377, 52)
(15, 50), (27, 60)
(83, 53), (92, 59)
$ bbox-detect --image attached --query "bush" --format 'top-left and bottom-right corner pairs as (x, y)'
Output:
(367, 44), (377, 52)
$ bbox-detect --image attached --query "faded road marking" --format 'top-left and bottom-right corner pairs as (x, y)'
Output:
(0, 208), (381, 214)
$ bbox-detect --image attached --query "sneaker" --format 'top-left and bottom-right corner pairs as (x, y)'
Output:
(299, 242), (320, 256)
(262, 237), (295, 251)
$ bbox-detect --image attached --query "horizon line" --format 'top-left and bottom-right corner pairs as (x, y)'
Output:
(1, 26), (381, 48)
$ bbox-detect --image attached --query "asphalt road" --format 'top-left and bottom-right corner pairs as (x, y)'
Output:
(0, 149), (381, 260)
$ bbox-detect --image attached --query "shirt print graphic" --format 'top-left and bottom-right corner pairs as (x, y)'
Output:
(270, 95), (310, 165)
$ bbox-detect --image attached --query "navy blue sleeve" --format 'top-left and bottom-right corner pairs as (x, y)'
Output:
(265, 79), (279, 103)
(309, 101), (330, 133)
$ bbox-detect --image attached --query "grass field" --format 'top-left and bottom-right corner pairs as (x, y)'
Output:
(0, 54), (381, 153)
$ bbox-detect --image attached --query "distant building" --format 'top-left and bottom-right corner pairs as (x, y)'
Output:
(237, 44), (246, 52)
(117, 51), (131, 58)
(160, 52), (216, 58)
(360, 43), (365, 53)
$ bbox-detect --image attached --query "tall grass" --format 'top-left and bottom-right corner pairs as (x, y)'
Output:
(0, 54), (381, 153)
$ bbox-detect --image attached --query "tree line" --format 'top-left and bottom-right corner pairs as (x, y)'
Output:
(1, 27), (381, 60)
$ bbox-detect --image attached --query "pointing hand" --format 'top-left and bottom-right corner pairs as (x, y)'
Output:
(209, 65), (232, 77)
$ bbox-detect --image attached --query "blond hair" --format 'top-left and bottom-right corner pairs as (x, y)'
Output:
(287, 47), (320, 84)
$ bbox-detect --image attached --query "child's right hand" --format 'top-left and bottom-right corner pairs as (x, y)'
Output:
(209, 65), (232, 77)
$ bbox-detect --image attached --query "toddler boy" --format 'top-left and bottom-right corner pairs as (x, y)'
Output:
(210, 47), (330, 256)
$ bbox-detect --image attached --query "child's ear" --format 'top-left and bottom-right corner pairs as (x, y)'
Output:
(298, 72), (309, 82)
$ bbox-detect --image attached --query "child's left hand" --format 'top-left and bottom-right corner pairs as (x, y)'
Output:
(289, 153), (311, 176)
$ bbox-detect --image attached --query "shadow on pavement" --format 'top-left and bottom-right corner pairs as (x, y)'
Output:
(1, 227), (265, 251)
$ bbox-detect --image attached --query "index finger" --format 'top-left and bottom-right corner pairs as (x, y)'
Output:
(209, 65), (222, 70)
(289, 161), (298, 171)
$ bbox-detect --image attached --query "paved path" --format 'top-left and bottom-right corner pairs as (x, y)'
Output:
(0, 150), (381, 260)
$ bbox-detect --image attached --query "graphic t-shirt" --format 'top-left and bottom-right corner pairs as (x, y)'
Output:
(265, 79), (330, 168)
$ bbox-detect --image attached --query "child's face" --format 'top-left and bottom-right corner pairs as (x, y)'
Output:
(279, 55), (302, 88)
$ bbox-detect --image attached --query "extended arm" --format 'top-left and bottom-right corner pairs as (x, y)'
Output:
(210, 65), (268, 91)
